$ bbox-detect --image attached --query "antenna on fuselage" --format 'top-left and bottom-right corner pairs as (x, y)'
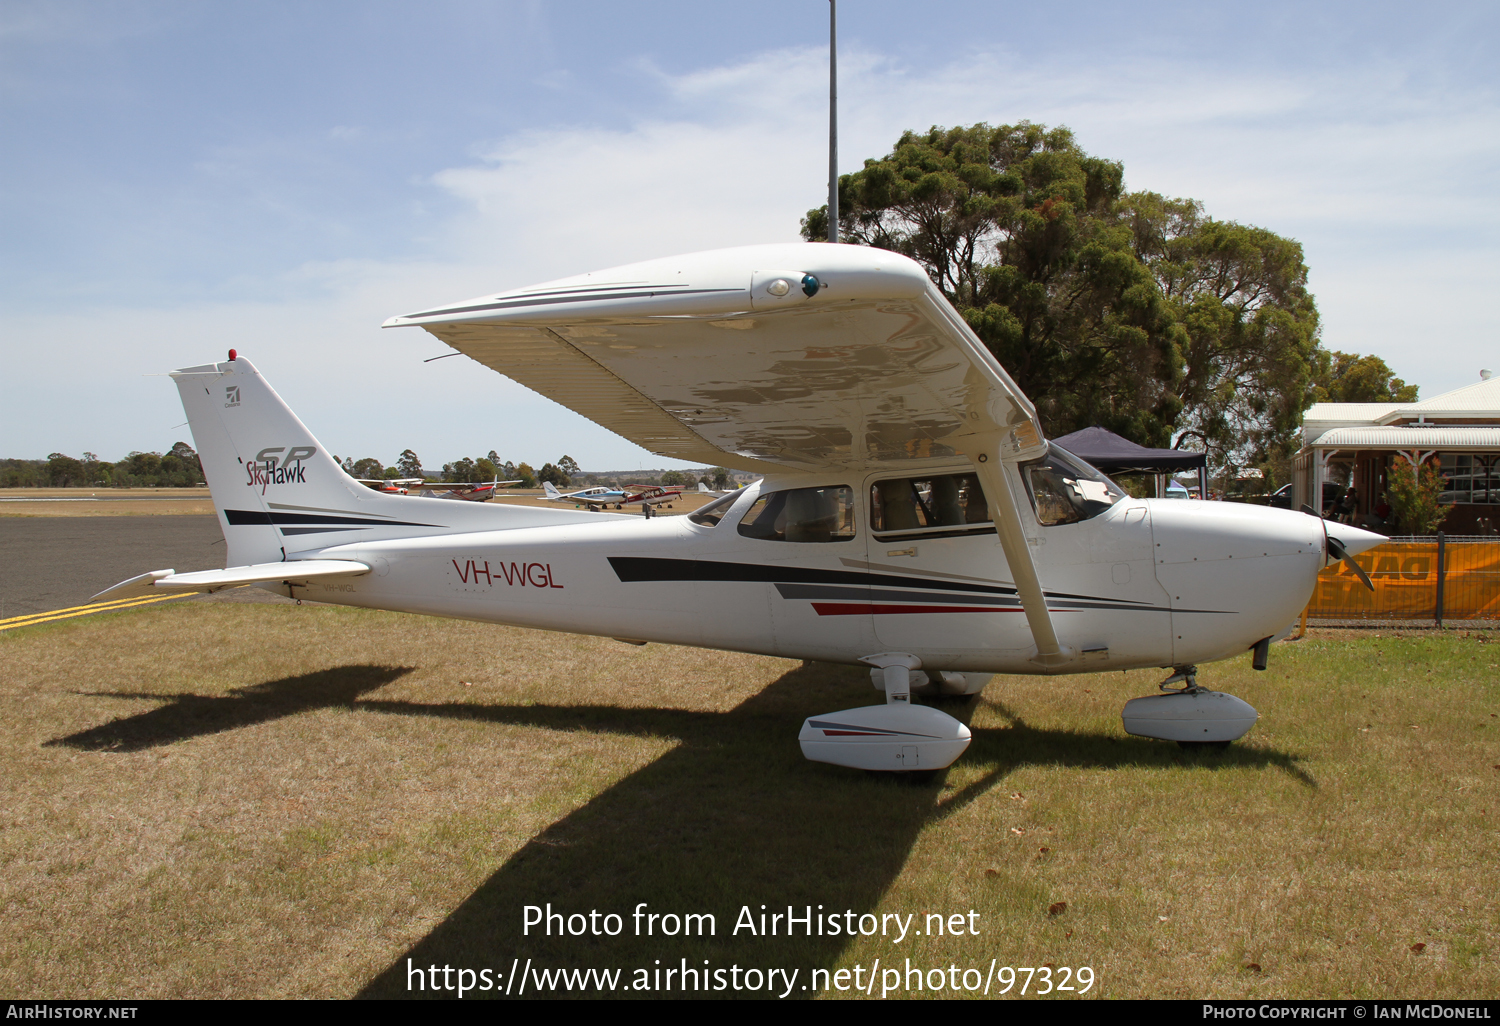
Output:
(827, 0), (838, 244)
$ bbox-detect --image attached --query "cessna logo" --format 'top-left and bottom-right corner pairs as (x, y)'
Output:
(225, 386), (241, 408)
(451, 559), (564, 589)
(246, 445), (316, 493)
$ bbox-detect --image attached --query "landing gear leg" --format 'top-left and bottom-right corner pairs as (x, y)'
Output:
(1158, 665), (1201, 693)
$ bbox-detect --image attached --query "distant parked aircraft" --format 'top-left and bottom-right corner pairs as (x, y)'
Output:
(356, 478), (519, 501)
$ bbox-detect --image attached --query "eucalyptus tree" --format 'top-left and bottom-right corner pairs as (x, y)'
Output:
(803, 122), (1322, 470)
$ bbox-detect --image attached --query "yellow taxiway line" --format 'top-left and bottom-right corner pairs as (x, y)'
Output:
(0, 593), (187, 632)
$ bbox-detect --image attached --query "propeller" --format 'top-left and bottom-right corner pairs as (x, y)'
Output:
(1326, 534), (1374, 591)
(1298, 501), (1374, 591)
(1326, 536), (1374, 591)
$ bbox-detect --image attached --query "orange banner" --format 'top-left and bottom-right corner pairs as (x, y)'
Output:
(1439, 542), (1500, 618)
(1309, 541), (1500, 619)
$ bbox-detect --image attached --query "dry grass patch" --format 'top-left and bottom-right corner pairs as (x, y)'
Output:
(1, 605), (1496, 999)
(841, 636), (1499, 998)
(0, 602), (790, 997)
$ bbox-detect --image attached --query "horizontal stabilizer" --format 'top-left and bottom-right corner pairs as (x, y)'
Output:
(91, 560), (370, 602)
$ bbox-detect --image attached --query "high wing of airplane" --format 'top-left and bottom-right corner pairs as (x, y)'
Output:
(99, 243), (1384, 774)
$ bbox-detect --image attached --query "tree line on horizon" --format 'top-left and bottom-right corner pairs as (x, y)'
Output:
(2, 444), (739, 491)
(335, 450), (736, 491)
(1, 444), (205, 488)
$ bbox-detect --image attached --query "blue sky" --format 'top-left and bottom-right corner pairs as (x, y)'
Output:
(3, 1), (1497, 469)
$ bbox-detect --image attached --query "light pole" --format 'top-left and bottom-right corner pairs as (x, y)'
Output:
(828, 0), (838, 243)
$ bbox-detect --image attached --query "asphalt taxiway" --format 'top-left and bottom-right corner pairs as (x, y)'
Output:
(0, 515), (226, 619)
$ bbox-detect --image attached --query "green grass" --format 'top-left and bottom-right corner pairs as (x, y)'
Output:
(0, 604), (1495, 998)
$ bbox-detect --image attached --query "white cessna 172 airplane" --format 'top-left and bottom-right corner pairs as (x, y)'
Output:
(97, 243), (1382, 773)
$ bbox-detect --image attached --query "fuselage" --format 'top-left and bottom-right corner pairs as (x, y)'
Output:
(287, 466), (1333, 675)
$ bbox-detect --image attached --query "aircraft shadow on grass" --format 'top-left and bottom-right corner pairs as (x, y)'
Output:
(45, 665), (413, 752)
(350, 665), (1316, 998)
(46, 660), (1316, 997)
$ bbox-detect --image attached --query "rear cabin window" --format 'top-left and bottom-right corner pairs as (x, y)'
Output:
(737, 486), (855, 543)
(869, 473), (992, 537)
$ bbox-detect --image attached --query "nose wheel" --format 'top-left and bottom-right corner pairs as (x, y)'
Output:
(1121, 664), (1258, 746)
(1157, 666), (1229, 748)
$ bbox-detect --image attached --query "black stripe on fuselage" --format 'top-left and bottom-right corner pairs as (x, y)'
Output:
(608, 556), (1015, 596)
(775, 582), (1170, 613)
(607, 556), (1165, 609)
(225, 509), (442, 529)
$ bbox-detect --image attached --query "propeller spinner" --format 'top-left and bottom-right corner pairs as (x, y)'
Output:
(1301, 504), (1375, 592)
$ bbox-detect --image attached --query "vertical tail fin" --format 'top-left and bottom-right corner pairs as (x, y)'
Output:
(173, 355), (424, 566)
(543, 481), (562, 498)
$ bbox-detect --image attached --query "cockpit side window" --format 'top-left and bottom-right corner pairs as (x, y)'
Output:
(869, 473), (991, 536)
(737, 485), (855, 542)
(1022, 443), (1125, 526)
(687, 491), (740, 527)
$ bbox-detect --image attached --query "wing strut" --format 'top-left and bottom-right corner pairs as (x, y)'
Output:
(969, 450), (1074, 668)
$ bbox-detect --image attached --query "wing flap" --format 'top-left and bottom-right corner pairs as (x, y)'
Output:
(425, 321), (760, 469)
(392, 244), (1047, 473)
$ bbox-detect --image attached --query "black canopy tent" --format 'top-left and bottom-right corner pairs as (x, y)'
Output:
(1050, 426), (1208, 498)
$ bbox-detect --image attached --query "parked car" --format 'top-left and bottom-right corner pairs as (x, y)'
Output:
(1269, 484), (1293, 509)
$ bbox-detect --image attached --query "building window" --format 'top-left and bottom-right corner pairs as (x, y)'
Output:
(1432, 453), (1500, 504)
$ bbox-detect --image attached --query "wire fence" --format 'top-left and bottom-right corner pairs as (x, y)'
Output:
(1308, 534), (1500, 623)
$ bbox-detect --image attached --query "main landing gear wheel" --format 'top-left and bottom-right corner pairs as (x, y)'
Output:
(867, 768), (942, 785)
(798, 657), (972, 772)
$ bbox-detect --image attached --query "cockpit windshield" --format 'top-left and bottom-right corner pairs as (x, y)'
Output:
(1022, 443), (1125, 526)
(687, 491), (740, 527)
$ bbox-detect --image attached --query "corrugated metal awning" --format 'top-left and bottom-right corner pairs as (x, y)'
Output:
(1311, 426), (1500, 449)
